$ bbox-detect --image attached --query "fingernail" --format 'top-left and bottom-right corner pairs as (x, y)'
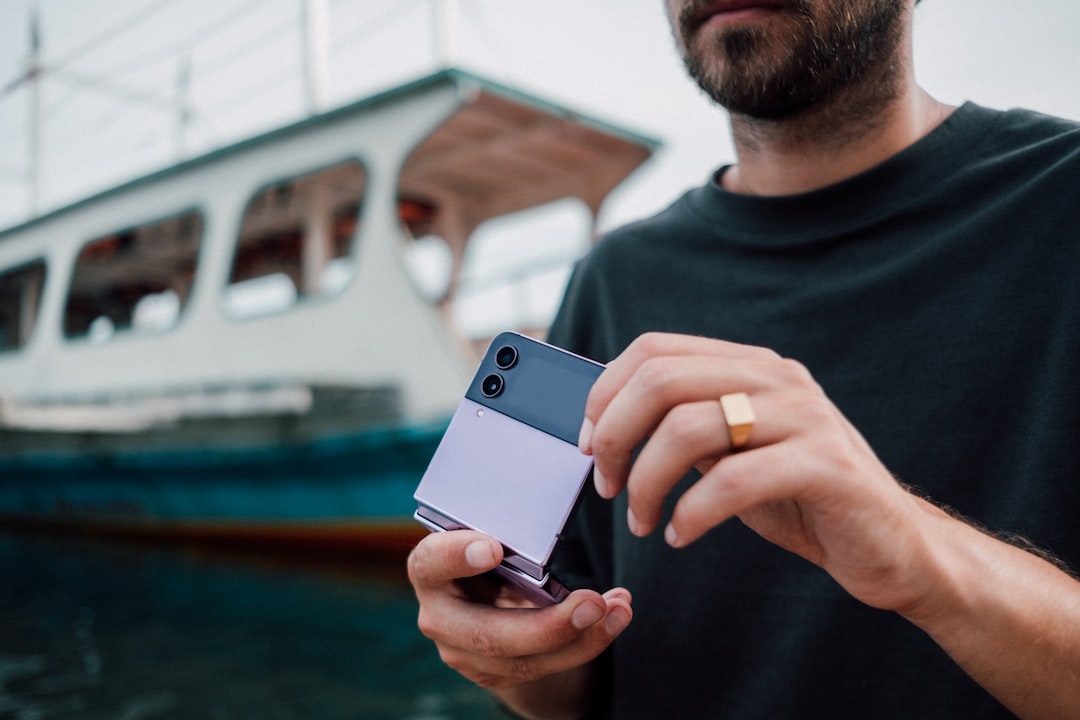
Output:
(664, 524), (681, 548)
(591, 468), (609, 496)
(602, 588), (632, 604)
(605, 607), (631, 636)
(465, 540), (495, 569)
(578, 418), (594, 453)
(627, 507), (643, 536)
(571, 601), (604, 631)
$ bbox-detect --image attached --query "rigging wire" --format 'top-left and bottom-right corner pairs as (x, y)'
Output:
(206, 78), (292, 120)
(0, 0), (177, 102)
(48, 0), (183, 71)
(195, 15), (298, 80)
(329, 0), (424, 54)
(201, 1), (414, 119)
(7, 0), (495, 165)
(88, 0), (269, 81)
(40, 0), (271, 121)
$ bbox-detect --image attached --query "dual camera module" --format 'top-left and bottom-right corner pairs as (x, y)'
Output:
(481, 344), (519, 398)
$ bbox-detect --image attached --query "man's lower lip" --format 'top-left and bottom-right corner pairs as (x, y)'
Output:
(699, 6), (782, 28)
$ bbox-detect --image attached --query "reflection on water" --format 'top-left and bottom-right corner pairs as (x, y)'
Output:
(0, 532), (498, 719)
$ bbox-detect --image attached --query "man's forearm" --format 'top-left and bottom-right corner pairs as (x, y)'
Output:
(902, 498), (1080, 719)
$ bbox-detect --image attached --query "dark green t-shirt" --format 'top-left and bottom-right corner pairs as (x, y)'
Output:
(547, 103), (1080, 719)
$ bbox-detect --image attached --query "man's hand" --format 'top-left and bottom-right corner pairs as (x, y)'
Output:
(579, 332), (936, 614)
(408, 529), (631, 717)
(579, 331), (1080, 719)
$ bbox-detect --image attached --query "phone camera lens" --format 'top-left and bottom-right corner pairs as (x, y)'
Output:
(481, 373), (504, 398)
(495, 345), (518, 370)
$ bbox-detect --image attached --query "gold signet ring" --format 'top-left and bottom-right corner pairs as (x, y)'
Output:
(719, 392), (755, 450)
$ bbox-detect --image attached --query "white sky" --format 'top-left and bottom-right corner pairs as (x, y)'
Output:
(1, 1), (1079, 332)
(3, 0), (1080, 230)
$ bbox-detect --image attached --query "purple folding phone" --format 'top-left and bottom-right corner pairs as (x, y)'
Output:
(414, 331), (604, 605)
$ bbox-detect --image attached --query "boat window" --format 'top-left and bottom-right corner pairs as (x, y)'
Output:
(224, 161), (365, 319)
(0, 259), (46, 353)
(453, 198), (592, 340)
(398, 196), (453, 303)
(63, 211), (203, 342)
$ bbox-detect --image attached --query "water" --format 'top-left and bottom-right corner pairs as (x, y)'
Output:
(0, 531), (500, 719)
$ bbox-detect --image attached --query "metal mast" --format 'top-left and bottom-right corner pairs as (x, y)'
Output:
(301, 0), (329, 114)
(26, 5), (43, 215)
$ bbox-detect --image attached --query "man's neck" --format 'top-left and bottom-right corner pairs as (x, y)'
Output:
(721, 83), (954, 197)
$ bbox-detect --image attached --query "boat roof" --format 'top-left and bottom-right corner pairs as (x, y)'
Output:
(1, 68), (661, 240)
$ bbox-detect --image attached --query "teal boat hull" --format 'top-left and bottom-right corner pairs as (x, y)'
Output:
(0, 421), (445, 552)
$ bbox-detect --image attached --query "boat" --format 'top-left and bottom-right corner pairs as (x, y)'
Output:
(0, 68), (657, 553)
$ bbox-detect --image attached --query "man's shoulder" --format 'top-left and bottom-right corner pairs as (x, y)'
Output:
(947, 103), (1080, 200)
(969, 103), (1080, 155)
(995, 104), (1080, 134)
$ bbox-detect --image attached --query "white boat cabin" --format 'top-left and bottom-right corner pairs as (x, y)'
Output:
(0, 69), (656, 438)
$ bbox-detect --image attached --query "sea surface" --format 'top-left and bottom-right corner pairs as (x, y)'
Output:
(0, 531), (501, 719)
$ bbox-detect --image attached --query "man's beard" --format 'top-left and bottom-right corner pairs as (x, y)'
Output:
(678, 0), (906, 121)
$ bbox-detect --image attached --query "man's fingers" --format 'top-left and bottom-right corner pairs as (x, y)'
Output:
(589, 355), (774, 500)
(663, 442), (833, 548)
(423, 588), (626, 660)
(625, 392), (803, 534)
(582, 332), (779, 449)
(436, 594), (633, 688)
(591, 357), (732, 495)
(407, 531), (635, 690)
(409, 531), (631, 659)
(407, 530), (503, 591)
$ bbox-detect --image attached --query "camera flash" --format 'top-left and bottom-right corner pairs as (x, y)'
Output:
(476, 409), (485, 417)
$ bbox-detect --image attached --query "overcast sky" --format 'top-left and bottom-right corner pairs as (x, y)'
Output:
(2, 0), (1080, 235)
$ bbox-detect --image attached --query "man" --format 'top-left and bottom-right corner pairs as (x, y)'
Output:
(409, 0), (1080, 717)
